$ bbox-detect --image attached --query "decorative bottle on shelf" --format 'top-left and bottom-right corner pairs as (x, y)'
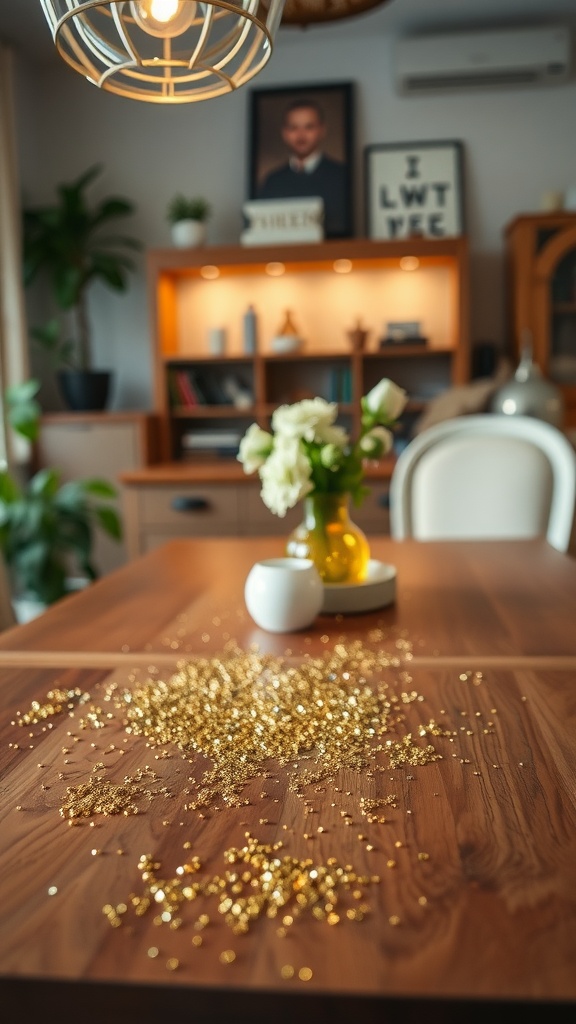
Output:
(243, 304), (258, 354)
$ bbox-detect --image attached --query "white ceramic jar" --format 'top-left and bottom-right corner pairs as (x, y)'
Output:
(171, 219), (206, 247)
(244, 557), (323, 633)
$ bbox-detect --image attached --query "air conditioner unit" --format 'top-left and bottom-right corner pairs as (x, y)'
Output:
(395, 25), (572, 94)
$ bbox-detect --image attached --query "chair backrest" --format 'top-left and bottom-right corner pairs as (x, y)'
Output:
(389, 414), (576, 552)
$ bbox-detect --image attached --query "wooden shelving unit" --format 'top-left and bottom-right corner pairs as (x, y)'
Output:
(147, 236), (471, 462)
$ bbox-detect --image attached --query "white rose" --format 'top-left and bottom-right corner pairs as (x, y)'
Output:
(272, 397), (338, 443)
(237, 423), (273, 474)
(317, 423), (349, 447)
(259, 437), (313, 517)
(359, 426), (393, 458)
(364, 378), (408, 422)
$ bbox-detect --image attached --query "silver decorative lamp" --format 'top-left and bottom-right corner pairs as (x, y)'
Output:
(39, 0), (286, 103)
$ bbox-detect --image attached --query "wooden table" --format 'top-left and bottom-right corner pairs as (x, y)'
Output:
(1, 537), (575, 1022)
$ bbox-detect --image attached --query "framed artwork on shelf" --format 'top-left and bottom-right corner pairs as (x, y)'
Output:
(248, 81), (354, 239)
(364, 139), (464, 240)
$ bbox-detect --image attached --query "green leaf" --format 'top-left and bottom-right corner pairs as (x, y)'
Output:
(94, 197), (134, 222)
(5, 379), (41, 441)
(95, 506), (123, 540)
(79, 479), (118, 499)
(5, 379), (41, 404)
(0, 470), (22, 503)
(28, 468), (62, 498)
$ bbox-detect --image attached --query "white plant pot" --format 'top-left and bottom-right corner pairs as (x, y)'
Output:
(11, 577), (89, 624)
(171, 219), (206, 248)
(12, 595), (47, 624)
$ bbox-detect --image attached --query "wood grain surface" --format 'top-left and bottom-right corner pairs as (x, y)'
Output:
(1, 538), (575, 1022)
(0, 537), (575, 661)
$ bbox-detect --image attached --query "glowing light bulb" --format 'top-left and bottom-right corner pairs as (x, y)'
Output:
(200, 265), (220, 280)
(130, 0), (196, 37)
(265, 262), (285, 277)
(333, 259), (352, 274)
(150, 0), (179, 21)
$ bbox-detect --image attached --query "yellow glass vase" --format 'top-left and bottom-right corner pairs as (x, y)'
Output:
(286, 493), (370, 585)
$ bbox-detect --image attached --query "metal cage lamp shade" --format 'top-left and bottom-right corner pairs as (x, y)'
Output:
(39, 0), (286, 103)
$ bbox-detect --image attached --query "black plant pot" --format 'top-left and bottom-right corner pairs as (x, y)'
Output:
(57, 370), (112, 412)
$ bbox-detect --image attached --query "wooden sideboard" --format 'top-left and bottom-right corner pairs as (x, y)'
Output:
(120, 459), (393, 558)
(36, 411), (160, 572)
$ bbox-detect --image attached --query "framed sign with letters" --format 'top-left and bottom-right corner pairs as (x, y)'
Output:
(364, 139), (464, 240)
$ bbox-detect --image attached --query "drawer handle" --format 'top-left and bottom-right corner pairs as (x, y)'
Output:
(378, 493), (390, 509)
(171, 496), (210, 513)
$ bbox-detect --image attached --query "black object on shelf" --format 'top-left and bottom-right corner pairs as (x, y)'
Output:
(380, 336), (428, 347)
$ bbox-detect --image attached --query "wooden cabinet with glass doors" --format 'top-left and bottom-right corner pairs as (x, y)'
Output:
(505, 212), (576, 426)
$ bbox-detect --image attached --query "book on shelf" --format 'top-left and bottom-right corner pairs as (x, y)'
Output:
(191, 372), (232, 405)
(181, 429), (242, 450)
(328, 366), (352, 403)
(168, 369), (220, 407)
(174, 370), (198, 408)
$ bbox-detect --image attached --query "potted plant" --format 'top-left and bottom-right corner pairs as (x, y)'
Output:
(23, 164), (141, 411)
(167, 194), (211, 247)
(0, 379), (123, 621)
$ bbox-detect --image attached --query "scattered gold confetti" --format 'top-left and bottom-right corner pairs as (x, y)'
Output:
(110, 643), (436, 809)
(59, 768), (163, 819)
(106, 835), (379, 938)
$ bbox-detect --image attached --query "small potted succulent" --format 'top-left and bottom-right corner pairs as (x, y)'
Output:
(167, 194), (211, 247)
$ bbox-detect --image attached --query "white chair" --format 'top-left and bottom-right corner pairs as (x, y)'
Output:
(389, 414), (576, 553)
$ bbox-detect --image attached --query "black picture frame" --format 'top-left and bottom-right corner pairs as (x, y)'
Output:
(364, 139), (465, 240)
(248, 81), (354, 240)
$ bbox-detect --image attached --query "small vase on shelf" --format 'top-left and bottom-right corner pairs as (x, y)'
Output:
(286, 492), (370, 585)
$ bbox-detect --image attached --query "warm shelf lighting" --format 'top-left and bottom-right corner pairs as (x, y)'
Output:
(200, 265), (220, 280)
(399, 256), (420, 271)
(265, 262), (286, 276)
(333, 259), (352, 274)
(39, 0), (286, 103)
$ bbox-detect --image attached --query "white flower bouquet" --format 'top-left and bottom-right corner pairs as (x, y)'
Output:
(237, 378), (408, 517)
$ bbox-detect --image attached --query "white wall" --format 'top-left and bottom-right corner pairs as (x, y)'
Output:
(11, 14), (576, 410)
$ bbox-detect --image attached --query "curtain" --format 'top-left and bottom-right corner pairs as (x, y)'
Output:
(0, 43), (30, 468)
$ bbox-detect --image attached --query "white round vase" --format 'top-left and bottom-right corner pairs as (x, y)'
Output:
(244, 557), (323, 633)
(171, 219), (206, 248)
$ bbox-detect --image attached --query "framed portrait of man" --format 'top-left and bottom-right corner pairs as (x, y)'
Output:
(248, 81), (354, 240)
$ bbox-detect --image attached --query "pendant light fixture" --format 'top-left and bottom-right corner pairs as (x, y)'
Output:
(39, 0), (286, 103)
